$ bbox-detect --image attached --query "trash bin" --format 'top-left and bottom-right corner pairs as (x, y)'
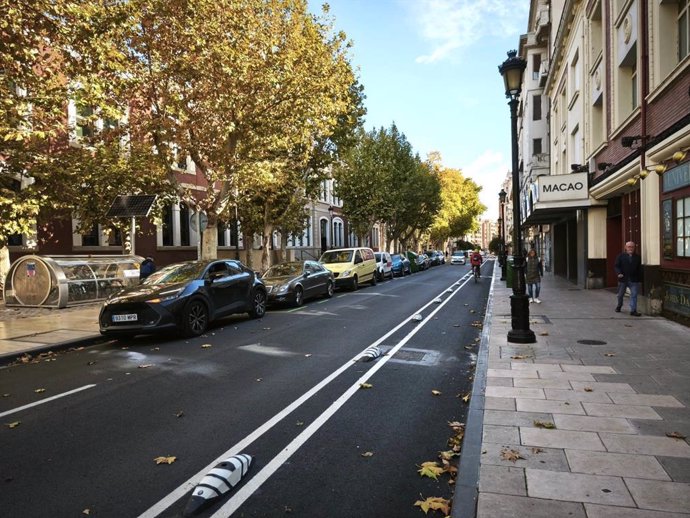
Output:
(505, 255), (514, 288)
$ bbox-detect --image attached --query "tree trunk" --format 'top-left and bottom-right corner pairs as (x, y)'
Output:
(200, 211), (219, 260)
(279, 233), (288, 263)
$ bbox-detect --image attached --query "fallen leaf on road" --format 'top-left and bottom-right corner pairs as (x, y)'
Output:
(604, 352), (615, 357)
(464, 346), (473, 350)
(82, 509), (90, 515)
(431, 390), (442, 396)
(296, 421), (304, 426)
(511, 355), (530, 359)
(154, 456), (176, 465)
(360, 383), (373, 389)
(417, 461), (444, 480)
(438, 450), (458, 461)
(87, 361), (97, 366)
(175, 411), (184, 418)
(34, 388), (45, 393)
(2, 394), (9, 397)
(414, 496), (450, 515)
(500, 448), (524, 463)
(666, 431), (687, 440)
(531, 447), (544, 454)
(539, 332), (549, 336)
(201, 344), (212, 349)
(360, 451), (374, 457)
(453, 324), (460, 327)
(5, 421), (20, 429)
(460, 393), (470, 403)
(533, 420), (555, 429)
(138, 364), (153, 369)
(256, 378), (262, 382)
(152, 347), (160, 351)
(304, 354), (312, 357)
(583, 387), (593, 392)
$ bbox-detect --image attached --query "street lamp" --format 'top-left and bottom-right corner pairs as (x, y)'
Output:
(498, 188), (507, 281)
(499, 50), (536, 344)
(328, 205), (334, 248)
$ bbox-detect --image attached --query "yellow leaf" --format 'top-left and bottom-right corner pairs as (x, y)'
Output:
(417, 462), (444, 480)
(34, 388), (46, 393)
(438, 450), (458, 461)
(533, 420), (555, 429)
(154, 456), (176, 465)
(414, 496), (450, 515)
(5, 421), (20, 429)
(359, 383), (373, 389)
(461, 393), (470, 403)
(431, 390), (442, 396)
(360, 451), (374, 457)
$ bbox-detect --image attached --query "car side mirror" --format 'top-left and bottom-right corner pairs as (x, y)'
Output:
(303, 271), (310, 277)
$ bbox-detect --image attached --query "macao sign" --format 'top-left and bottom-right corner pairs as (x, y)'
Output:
(537, 172), (588, 202)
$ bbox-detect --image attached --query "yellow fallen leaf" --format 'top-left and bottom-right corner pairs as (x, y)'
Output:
(154, 456), (176, 465)
(431, 390), (442, 396)
(414, 496), (450, 515)
(360, 451), (374, 457)
(417, 461), (444, 480)
(5, 421), (20, 429)
(500, 448), (524, 463)
(34, 388), (46, 393)
(533, 420), (555, 429)
(461, 393), (470, 403)
(360, 383), (373, 389)
(438, 450), (458, 461)
(201, 344), (212, 349)
(666, 431), (687, 440)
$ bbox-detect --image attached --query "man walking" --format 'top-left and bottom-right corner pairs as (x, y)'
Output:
(614, 241), (642, 316)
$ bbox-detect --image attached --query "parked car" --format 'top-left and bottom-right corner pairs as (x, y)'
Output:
(374, 252), (394, 281)
(262, 260), (334, 306)
(391, 253), (411, 276)
(450, 251), (466, 265)
(426, 251), (441, 266)
(419, 253), (431, 270)
(319, 247), (377, 290)
(99, 259), (267, 338)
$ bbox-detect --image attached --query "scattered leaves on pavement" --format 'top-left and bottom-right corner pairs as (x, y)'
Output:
(457, 393), (470, 403)
(360, 451), (374, 457)
(34, 388), (46, 393)
(414, 496), (450, 515)
(359, 383), (373, 389)
(417, 461), (444, 480)
(511, 355), (530, 360)
(431, 390), (442, 396)
(666, 431), (687, 440)
(533, 420), (555, 429)
(583, 387), (593, 392)
(500, 448), (524, 463)
(438, 450), (458, 461)
(154, 456), (176, 465)
(5, 421), (20, 429)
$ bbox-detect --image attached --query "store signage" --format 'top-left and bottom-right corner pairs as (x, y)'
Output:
(664, 283), (690, 317)
(662, 162), (690, 193)
(537, 172), (588, 202)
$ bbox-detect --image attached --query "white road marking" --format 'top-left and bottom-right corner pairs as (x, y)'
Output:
(0, 384), (97, 418)
(139, 275), (472, 518)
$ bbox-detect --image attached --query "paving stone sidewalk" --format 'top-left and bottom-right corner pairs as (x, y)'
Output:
(455, 267), (690, 518)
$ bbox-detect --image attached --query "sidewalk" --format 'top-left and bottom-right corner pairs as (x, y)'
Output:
(455, 266), (690, 517)
(0, 300), (104, 363)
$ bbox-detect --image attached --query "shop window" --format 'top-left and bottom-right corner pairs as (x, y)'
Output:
(676, 197), (690, 257)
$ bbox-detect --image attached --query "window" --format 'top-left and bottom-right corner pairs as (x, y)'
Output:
(162, 205), (174, 246)
(533, 138), (542, 155)
(76, 104), (94, 139)
(680, 0), (689, 61)
(569, 51), (581, 100)
(631, 62), (638, 111)
(677, 197), (690, 257)
(179, 204), (190, 246)
(532, 94), (542, 121)
(81, 223), (100, 246)
(532, 54), (541, 81)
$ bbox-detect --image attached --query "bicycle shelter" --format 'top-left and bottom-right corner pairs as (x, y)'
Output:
(3, 255), (143, 308)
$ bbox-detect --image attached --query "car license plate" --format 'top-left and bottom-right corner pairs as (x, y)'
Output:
(112, 313), (138, 322)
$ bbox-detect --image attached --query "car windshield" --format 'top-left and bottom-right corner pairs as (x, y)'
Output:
(320, 250), (353, 263)
(374, 253), (382, 261)
(143, 261), (208, 285)
(452, 252), (463, 256)
(263, 263), (301, 278)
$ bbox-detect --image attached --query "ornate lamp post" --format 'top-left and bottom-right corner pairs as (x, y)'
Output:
(328, 205), (334, 248)
(499, 50), (536, 344)
(498, 188), (507, 281)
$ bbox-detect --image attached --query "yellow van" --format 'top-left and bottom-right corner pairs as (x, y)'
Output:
(319, 247), (377, 290)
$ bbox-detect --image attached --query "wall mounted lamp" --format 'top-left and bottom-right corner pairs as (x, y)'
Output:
(570, 163), (589, 173)
(672, 150), (687, 163)
(645, 164), (668, 176)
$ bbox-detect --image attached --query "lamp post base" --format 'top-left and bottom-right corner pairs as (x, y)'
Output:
(507, 294), (536, 343)
(500, 263), (506, 281)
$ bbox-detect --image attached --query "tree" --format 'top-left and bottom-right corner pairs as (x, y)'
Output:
(427, 153), (486, 249)
(120, 0), (359, 260)
(488, 236), (502, 254)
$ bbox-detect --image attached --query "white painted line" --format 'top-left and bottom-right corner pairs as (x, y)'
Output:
(211, 278), (466, 517)
(0, 384), (97, 418)
(139, 275), (470, 518)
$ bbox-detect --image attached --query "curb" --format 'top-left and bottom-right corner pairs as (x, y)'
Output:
(451, 264), (496, 518)
(0, 334), (110, 367)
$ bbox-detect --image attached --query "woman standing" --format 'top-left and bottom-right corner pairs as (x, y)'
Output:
(525, 249), (543, 303)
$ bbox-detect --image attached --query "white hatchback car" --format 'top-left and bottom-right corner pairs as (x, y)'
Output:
(374, 252), (394, 281)
(450, 251), (466, 265)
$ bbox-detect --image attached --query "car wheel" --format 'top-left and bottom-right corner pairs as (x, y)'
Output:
(249, 289), (267, 318)
(293, 286), (304, 307)
(183, 299), (208, 337)
(325, 280), (334, 298)
(351, 275), (358, 291)
(370, 271), (377, 286)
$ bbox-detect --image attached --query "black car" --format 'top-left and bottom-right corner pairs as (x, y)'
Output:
(262, 260), (335, 306)
(99, 259), (267, 338)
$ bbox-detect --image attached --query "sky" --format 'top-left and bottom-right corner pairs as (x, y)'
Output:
(308, 0), (530, 220)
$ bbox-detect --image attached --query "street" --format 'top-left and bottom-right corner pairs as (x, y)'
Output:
(0, 261), (492, 518)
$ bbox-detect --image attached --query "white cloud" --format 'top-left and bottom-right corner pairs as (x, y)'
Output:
(410, 0), (528, 63)
(463, 149), (510, 220)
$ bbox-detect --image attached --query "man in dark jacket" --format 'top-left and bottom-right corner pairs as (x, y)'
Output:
(140, 257), (156, 281)
(614, 241), (642, 316)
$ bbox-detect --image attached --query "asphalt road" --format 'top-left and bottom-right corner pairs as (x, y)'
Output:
(0, 260), (493, 518)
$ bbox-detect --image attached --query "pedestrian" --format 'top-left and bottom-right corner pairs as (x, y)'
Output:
(140, 256), (156, 281)
(525, 248), (543, 303)
(614, 241), (642, 316)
